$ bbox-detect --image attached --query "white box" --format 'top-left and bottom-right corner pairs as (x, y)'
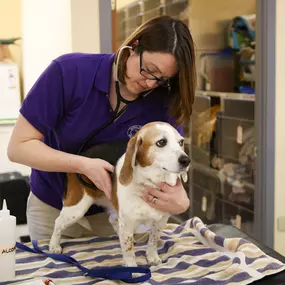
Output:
(0, 63), (21, 121)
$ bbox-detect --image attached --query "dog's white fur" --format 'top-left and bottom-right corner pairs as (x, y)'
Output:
(49, 122), (190, 267)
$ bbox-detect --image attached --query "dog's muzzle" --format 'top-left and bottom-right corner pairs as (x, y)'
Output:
(178, 155), (191, 168)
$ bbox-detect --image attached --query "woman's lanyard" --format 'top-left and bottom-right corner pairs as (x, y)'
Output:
(16, 240), (151, 283)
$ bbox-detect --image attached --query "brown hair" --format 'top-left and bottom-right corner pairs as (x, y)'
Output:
(115, 15), (196, 125)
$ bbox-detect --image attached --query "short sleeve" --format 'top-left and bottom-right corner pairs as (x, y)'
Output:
(20, 60), (66, 135)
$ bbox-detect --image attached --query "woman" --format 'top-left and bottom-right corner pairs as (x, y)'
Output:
(7, 15), (196, 240)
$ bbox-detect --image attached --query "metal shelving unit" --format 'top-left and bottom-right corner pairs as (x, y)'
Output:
(186, 91), (256, 237)
(116, 0), (188, 48)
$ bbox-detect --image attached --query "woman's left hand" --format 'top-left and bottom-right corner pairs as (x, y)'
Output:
(142, 179), (190, 215)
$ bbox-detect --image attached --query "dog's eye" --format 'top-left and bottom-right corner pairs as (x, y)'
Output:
(179, 139), (184, 147)
(156, 138), (167, 147)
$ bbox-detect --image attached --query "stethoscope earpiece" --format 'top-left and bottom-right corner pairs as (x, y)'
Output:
(114, 45), (132, 82)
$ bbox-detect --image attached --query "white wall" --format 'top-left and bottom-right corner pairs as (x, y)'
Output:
(21, 0), (100, 97)
(274, 0), (285, 256)
(70, 0), (100, 54)
(22, 0), (73, 96)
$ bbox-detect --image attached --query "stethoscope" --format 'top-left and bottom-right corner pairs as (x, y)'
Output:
(76, 45), (154, 189)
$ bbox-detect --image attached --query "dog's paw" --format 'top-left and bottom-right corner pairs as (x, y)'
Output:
(49, 242), (62, 254)
(146, 252), (162, 266)
(124, 259), (138, 267)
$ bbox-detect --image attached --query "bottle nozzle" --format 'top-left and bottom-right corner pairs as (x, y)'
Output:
(2, 199), (7, 210)
(0, 199), (10, 217)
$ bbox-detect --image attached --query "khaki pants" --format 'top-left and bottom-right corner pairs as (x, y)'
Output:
(26, 192), (115, 240)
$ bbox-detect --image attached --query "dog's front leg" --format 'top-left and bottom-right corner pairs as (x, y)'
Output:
(146, 216), (169, 266)
(118, 216), (137, 267)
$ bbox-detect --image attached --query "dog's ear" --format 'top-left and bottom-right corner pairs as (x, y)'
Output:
(119, 134), (142, 185)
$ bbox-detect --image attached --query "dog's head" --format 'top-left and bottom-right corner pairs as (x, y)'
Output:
(119, 122), (190, 185)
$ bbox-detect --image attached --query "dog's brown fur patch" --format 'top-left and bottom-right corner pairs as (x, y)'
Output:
(64, 173), (85, 206)
(119, 122), (171, 185)
(64, 173), (103, 207)
(136, 142), (152, 167)
(119, 135), (141, 186)
(85, 188), (104, 200)
(111, 173), (119, 212)
(137, 122), (167, 167)
(65, 173), (119, 212)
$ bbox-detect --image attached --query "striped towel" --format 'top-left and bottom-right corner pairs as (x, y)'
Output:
(4, 217), (285, 285)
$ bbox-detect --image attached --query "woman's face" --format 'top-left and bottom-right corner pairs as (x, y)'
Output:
(124, 50), (178, 94)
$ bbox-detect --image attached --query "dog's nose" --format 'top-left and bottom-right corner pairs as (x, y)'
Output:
(178, 155), (190, 168)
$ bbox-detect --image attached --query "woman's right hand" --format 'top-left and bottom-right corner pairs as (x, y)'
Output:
(8, 115), (114, 200)
(81, 158), (115, 200)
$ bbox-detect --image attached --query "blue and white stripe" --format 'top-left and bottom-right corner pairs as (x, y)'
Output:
(2, 217), (285, 285)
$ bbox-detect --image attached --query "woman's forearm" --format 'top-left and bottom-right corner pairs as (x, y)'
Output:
(7, 138), (86, 174)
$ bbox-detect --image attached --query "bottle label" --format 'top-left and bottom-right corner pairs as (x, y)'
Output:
(0, 244), (16, 255)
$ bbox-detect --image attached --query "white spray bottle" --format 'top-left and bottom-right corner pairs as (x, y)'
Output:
(0, 199), (16, 282)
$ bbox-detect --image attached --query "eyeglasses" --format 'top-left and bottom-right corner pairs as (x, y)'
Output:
(139, 50), (170, 88)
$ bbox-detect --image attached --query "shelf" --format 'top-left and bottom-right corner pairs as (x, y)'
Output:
(165, 0), (188, 4)
(196, 90), (255, 102)
(192, 162), (255, 190)
(217, 114), (254, 124)
(192, 162), (219, 177)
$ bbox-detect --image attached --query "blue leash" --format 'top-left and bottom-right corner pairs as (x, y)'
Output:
(16, 241), (151, 283)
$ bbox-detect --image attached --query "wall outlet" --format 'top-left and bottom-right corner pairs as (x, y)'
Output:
(277, 216), (285, 232)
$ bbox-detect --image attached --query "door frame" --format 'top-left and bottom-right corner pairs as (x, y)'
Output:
(255, 0), (276, 248)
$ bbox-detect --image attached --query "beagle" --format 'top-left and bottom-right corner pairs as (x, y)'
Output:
(49, 122), (190, 267)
